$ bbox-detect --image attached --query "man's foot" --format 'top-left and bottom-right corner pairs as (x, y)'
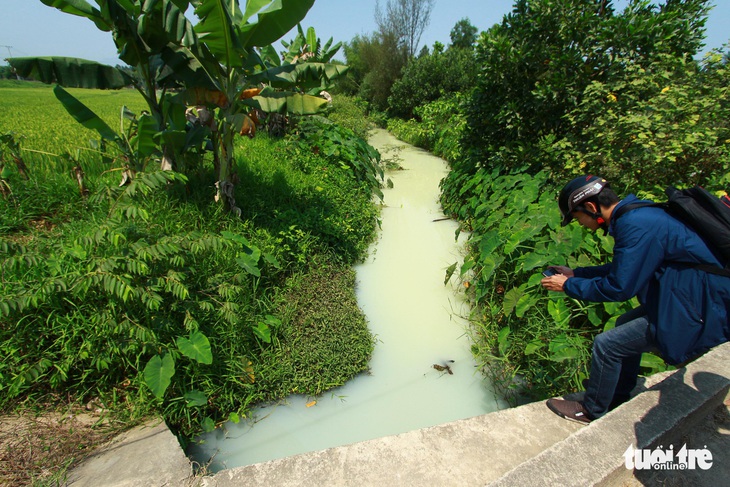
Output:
(546, 398), (593, 424)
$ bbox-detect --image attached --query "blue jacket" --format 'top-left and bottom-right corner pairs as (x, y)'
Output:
(563, 195), (730, 364)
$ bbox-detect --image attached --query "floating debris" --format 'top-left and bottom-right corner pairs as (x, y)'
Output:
(432, 360), (455, 375)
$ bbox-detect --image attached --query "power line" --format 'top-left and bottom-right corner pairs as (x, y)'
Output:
(0, 45), (13, 59)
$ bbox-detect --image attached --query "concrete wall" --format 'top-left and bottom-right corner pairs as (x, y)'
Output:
(492, 341), (730, 487)
(68, 342), (730, 486)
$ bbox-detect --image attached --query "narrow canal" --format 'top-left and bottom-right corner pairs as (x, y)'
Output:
(189, 129), (506, 471)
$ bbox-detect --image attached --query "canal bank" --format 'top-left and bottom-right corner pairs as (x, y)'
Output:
(66, 341), (730, 486)
(186, 129), (505, 470)
(64, 130), (730, 485)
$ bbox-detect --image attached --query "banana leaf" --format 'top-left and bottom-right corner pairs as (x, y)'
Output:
(9, 57), (130, 89)
(258, 44), (281, 67)
(131, 113), (160, 159)
(305, 26), (317, 55)
(194, 0), (246, 67)
(161, 1), (197, 47)
(238, 0), (316, 48)
(249, 62), (349, 90)
(40, 0), (111, 31)
(53, 85), (119, 141)
(136, 0), (197, 52)
(242, 89), (328, 115)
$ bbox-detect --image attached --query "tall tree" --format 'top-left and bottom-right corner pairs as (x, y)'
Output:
(375, 0), (435, 58)
(449, 18), (478, 50)
(461, 0), (713, 179)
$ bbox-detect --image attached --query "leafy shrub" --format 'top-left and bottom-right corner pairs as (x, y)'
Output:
(440, 169), (660, 402)
(388, 46), (477, 120)
(556, 52), (730, 190)
(462, 0), (714, 181)
(325, 95), (374, 139)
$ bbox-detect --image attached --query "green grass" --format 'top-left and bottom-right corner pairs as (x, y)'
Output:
(0, 84), (146, 167)
(0, 83), (381, 446)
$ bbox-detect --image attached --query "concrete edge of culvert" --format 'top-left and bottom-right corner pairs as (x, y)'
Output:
(66, 418), (192, 487)
(488, 341), (730, 487)
(66, 342), (730, 487)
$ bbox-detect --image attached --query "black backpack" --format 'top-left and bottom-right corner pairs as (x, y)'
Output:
(612, 186), (730, 277)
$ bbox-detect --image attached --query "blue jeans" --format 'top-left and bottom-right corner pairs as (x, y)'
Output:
(582, 306), (659, 419)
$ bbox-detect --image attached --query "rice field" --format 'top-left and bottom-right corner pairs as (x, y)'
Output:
(0, 80), (147, 174)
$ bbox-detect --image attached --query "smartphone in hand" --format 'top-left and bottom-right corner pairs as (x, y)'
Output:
(542, 267), (558, 277)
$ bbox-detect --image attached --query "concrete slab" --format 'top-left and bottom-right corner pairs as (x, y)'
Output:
(66, 418), (191, 487)
(196, 400), (583, 486)
(489, 342), (730, 487)
(66, 342), (730, 487)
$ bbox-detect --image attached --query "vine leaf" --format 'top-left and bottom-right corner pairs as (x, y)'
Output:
(548, 298), (571, 328)
(503, 286), (524, 316)
(444, 262), (457, 285)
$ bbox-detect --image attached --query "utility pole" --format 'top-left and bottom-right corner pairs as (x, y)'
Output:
(0, 44), (13, 59)
(0, 45), (20, 79)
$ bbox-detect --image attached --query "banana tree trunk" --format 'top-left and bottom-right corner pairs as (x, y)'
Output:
(161, 145), (174, 171)
(214, 123), (241, 217)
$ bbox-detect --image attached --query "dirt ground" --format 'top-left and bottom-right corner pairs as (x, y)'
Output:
(0, 403), (121, 487)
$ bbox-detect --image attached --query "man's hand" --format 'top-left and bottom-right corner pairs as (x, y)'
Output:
(541, 274), (569, 292)
(540, 266), (573, 293)
(549, 266), (574, 277)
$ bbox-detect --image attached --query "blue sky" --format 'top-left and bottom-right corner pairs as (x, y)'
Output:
(1, 0), (728, 66)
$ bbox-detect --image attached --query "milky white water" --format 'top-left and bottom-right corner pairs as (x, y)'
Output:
(188, 129), (507, 471)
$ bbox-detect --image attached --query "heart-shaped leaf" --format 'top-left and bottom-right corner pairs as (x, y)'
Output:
(176, 331), (213, 364)
(143, 353), (175, 399)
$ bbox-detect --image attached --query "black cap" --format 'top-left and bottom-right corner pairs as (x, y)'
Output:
(558, 175), (608, 226)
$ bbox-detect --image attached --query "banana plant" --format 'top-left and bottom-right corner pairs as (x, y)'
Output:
(9, 1), (345, 213)
(167, 0), (319, 213)
(262, 24), (349, 95)
(280, 24), (344, 64)
(51, 84), (172, 182)
(9, 0), (199, 175)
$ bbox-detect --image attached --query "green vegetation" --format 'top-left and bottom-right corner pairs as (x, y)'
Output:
(0, 85), (381, 445)
(8, 0), (347, 216)
(386, 0), (729, 402)
(0, 1), (377, 480)
(4, 3), (730, 482)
